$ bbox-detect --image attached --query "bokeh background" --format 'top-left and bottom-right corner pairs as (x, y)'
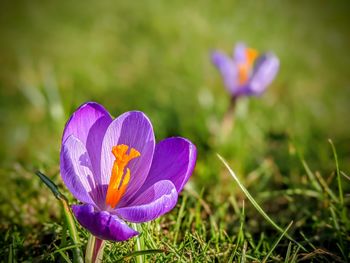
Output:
(0, 0), (349, 260)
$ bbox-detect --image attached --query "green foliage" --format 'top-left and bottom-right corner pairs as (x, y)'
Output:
(0, 0), (349, 262)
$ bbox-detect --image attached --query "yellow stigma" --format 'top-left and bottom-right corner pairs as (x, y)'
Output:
(105, 144), (140, 208)
(238, 48), (259, 85)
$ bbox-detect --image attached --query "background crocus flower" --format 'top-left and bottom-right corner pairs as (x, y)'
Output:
(211, 42), (279, 97)
(60, 102), (197, 242)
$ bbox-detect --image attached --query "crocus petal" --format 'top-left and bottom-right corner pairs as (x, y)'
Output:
(136, 137), (196, 194)
(248, 53), (279, 95)
(72, 204), (138, 242)
(62, 102), (112, 146)
(60, 135), (95, 204)
(116, 180), (178, 223)
(211, 51), (238, 94)
(233, 42), (247, 64)
(62, 102), (112, 190)
(100, 111), (155, 205)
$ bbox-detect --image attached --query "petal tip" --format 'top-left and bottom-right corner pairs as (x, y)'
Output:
(72, 204), (139, 242)
(62, 101), (112, 143)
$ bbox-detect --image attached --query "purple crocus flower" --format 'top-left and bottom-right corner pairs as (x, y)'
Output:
(211, 42), (279, 97)
(60, 102), (196, 241)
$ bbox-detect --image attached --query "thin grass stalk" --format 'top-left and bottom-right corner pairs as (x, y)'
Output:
(262, 221), (293, 263)
(35, 171), (83, 263)
(284, 242), (292, 263)
(217, 155), (306, 251)
(301, 159), (322, 192)
(133, 223), (145, 263)
(115, 249), (164, 262)
(328, 139), (343, 206)
(328, 139), (349, 236)
(173, 195), (187, 245)
(59, 214), (68, 261)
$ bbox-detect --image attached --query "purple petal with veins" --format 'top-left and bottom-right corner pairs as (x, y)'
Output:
(72, 204), (138, 242)
(116, 180), (178, 223)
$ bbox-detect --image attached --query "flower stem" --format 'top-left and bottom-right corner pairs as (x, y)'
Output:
(85, 234), (105, 263)
(220, 96), (237, 140)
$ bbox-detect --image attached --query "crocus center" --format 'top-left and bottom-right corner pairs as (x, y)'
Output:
(105, 144), (140, 208)
(238, 48), (259, 85)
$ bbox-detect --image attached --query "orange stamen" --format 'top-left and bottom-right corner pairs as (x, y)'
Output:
(246, 48), (259, 66)
(105, 144), (140, 208)
(238, 48), (259, 85)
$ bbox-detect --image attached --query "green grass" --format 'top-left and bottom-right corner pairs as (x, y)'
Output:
(1, 0), (350, 262)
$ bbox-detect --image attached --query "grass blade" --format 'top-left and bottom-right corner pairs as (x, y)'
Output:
(301, 159), (322, 192)
(284, 242), (292, 263)
(314, 172), (339, 203)
(173, 194), (187, 245)
(61, 200), (83, 263)
(53, 244), (73, 263)
(115, 249), (164, 262)
(35, 170), (62, 199)
(328, 138), (348, 238)
(7, 244), (13, 263)
(240, 241), (247, 263)
(35, 171), (83, 263)
(133, 223), (145, 263)
(262, 221), (293, 263)
(328, 139), (343, 206)
(217, 154), (306, 251)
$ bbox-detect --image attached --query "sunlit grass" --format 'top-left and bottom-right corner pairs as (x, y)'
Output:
(1, 0), (349, 262)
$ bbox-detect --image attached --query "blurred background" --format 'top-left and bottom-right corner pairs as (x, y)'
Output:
(0, 0), (349, 259)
